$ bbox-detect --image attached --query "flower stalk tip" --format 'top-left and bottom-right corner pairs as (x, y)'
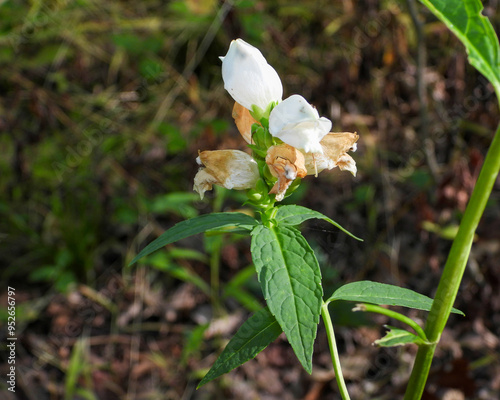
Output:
(220, 39), (283, 113)
(194, 39), (360, 203)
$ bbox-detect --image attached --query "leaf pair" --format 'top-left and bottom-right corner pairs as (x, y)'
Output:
(129, 205), (359, 381)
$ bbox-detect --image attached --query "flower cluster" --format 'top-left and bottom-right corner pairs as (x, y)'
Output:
(194, 39), (358, 203)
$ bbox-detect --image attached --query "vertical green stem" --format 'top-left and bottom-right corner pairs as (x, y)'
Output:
(404, 122), (500, 399)
(321, 301), (351, 400)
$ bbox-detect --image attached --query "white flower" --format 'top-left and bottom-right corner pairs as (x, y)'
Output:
(269, 95), (332, 154)
(220, 39), (283, 112)
(193, 150), (260, 199)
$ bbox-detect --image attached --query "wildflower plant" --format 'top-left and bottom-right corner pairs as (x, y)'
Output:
(130, 1), (500, 397)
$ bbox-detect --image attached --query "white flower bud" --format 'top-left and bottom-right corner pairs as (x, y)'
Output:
(220, 39), (283, 112)
(269, 95), (332, 154)
(193, 150), (259, 199)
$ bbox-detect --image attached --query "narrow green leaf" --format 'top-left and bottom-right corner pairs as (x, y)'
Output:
(251, 225), (323, 373)
(197, 307), (282, 388)
(328, 281), (464, 315)
(182, 323), (209, 364)
(374, 325), (425, 347)
(223, 285), (262, 312)
(145, 252), (211, 295)
(274, 205), (362, 241)
(420, 0), (500, 95)
(224, 265), (262, 312)
(65, 338), (87, 400)
(129, 212), (258, 265)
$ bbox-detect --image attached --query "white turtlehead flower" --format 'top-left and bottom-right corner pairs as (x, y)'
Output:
(193, 150), (259, 199)
(269, 95), (332, 154)
(220, 39), (283, 112)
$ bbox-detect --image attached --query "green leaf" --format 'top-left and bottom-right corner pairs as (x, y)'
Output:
(182, 323), (209, 364)
(197, 307), (282, 387)
(148, 192), (200, 219)
(328, 281), (464, 315)
(420, 0), (500, 96)
(224, 265), (262, 312)
(65, 338), (89, 400)
(250, 225), (323, 373)
(129, 212), (258, 265)
(144, 252), (210, 295)
(274, 205), (362, 241)
(374, 325), (425, 347)
(223, 285), (262, 312)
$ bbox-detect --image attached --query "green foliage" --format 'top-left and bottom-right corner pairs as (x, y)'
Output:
(420, 0), (500, 98)
(223, 265), (262, 312)
(250, 224), (323, 373)
(374, 326), (424, 347)
(328, 280), (464, 315)
(274, 204), (362, 240)
(144, 250), (210, 295)
(129, 212), (259, 265)
(198, 307), (282, 388)
(182, 323), (210, 365)
(421, 221), (460, 241)
(147, 192), (201, 219)
(65, 339), (97, 400)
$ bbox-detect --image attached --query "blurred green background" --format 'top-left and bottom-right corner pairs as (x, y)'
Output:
(1, 0), (499, 399)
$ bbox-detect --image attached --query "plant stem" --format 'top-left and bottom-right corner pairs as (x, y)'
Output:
(321, 301), (351, 400)
(404, 122), (500, 399)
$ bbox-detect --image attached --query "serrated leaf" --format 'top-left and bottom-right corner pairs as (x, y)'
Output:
(250, 224), (323, 373)
(129, 212), (258, 265)
(197, 307), (281, 388)
(274, 205), (362, 241)
(374, 325), (425, 347)
(420, 0), (500, 94)
(328, 281), (464, 315)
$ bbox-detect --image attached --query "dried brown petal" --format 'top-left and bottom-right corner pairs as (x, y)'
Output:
(337, 154), (357, 176)
(265, 144), (307, 201)
(194, 150), (259, 199)
(304, 132), (358, 175)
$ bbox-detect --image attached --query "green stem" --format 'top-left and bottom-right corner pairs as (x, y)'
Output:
(404, 122), (500, 399)
(321, 301), (351, 400)
(354, 303), (428, 341)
